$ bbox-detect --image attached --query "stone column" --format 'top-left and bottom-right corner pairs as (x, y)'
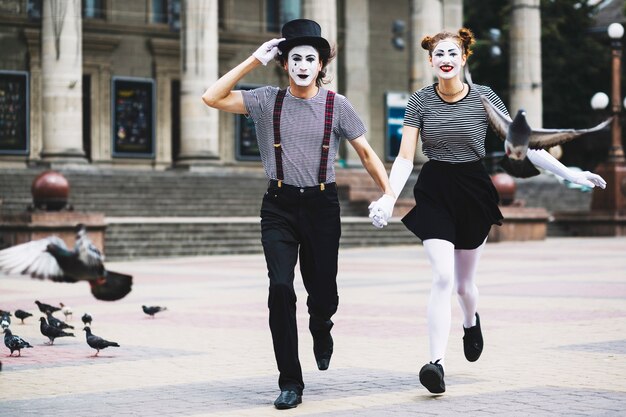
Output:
(409, 0), (440, 93)
(83, 33), (121, 166)
(442, 0), (463, 32)
(149, 38), (180, 169)
(303, 0), (338, 92)
(509, 0), (542, 127)
(343, 0), (369, 166)
(409, 0), (442, 166)
(23, 29), (43, 164)
(40, 0), (86, 164)
(177, 0), (219, 167)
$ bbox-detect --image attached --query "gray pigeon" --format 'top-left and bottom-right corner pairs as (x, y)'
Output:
(81, 313), (93, 326)
(142, 305), (167, 318)
(4, 328), (33, 356)
(480, 95), (612, 178)
(83, 326), (119, 356)
(1, 312), (11, 330)
(39, 317), (74, 345)
(462, 65), (611, 178)
(14, 309), (33, 324)
(0, 224), (132, 301)
(46, 311), (75, 330)
(35, 300), (61, 314)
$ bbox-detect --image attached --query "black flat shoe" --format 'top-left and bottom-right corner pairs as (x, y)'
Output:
(274, 390), (302, 409)
(463, 312), (484, 362)
(312, 331), (333, 371)
(419, 359), (445, 394)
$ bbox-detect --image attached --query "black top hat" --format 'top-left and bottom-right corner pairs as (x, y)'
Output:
(278, 19), (331, 56)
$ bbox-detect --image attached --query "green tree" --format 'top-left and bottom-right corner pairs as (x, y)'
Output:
(540, 0), (612, 168)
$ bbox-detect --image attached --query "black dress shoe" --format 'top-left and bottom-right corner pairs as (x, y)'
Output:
(463, 312), (483, 362)
(419, 359), (445, 394)
(274, 390), (302, 409)
(312, 331), (333, 370)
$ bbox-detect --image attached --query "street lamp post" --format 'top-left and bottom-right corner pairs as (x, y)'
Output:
(590, 23), (626, 221)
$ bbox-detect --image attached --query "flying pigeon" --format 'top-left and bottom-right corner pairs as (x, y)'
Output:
(480, 95), (612, 178)
(35, 300), (61, 314)
(14, 309), (33, 324)
(39, 317), (74, 345)
(4, 328), (33, 356)
(59, 303), (73, 320)
(83, 326), (120, 356)
(45, 312), (74, 330)
(0, 224), (133, 301)
(81, 313), (93, 326)
(142, 305), (167, 318)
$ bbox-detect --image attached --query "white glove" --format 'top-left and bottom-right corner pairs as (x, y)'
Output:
(568, 170), (606, 189)
(368, 194), (395, 228)
(252, 38), (285, 66)
(526, 149), (606, 189)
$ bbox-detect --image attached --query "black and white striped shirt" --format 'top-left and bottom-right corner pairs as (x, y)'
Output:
(404, 83), (509, 163)
(242, 86), (366, 187)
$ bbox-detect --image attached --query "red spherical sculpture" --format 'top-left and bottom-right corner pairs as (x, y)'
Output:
(491, 173), (516, 206)
(31, 170), (70, 211)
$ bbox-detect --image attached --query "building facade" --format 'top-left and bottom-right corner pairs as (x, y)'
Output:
(0, 0), (465, 171)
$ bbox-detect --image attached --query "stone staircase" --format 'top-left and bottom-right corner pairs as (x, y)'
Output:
(0, 168), (417, 260)
(0, 167), (592, 260)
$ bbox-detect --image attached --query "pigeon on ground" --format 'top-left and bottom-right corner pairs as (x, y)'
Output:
(35, 300), (61, 314)
(39, 317), (74, 345)
(1, 312), (11, 329)
(14, 309), (33, 324)
(142, 305), (167, 318)
(81, 313), (93, 326)
(45, 312), (74, 330)
(479, 95), (612, 178)
(0, 224), (133, 301)
(59, 303), (73, 320)
(83, 326), (120, 356)
(4, 328), (33, 356)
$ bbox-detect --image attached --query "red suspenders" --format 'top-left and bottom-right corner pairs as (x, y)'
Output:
(272, 89), (336, 190)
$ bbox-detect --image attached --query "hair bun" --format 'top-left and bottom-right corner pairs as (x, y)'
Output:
(421, 36), (433, 51)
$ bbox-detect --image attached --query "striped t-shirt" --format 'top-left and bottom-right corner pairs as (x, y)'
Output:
(242, 86), (366, 187)
(404, 83), (509, 163)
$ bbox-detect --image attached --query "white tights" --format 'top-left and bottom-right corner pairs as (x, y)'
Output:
(422, 238), (486, 368)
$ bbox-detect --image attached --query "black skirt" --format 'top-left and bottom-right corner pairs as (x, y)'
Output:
(401, 159), (503, 250)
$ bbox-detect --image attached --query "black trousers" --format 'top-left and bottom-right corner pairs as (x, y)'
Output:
(260, 181), (341, 394)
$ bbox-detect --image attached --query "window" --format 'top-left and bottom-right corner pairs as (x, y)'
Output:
(27, 0), (42, 20)
(0, 71), (29, 156)
(266, 0), (301, 33)
(28, 0), (104, 20)
(83, 0), (105, 19)
(151, 0), (180, 30)
(111, 77), (155, 158)
(235, 84), (262, 161)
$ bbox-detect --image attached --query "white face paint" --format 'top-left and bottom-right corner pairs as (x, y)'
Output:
(288, 45), (320, 87)
(431, 40), (464, 80)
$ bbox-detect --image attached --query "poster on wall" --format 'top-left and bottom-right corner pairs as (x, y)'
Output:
(235, 84), (262, 161)
(111, 77), (155, 158)
(385, 91), (409, 161)
(0, 71), (29, 155)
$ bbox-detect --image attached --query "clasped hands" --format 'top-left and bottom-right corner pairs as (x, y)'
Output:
(368, 194), (396, 229)
(253, 38), (285, 66)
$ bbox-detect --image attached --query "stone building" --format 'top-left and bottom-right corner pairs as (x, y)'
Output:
(0, 0), (467, 171)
